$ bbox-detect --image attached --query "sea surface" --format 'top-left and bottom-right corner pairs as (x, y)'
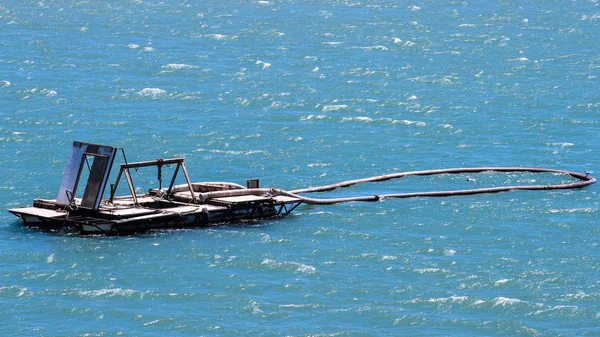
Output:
(1, 1), (599, 336)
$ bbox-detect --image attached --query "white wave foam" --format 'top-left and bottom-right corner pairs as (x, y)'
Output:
(18, 87), (57, 98)
(41, 88), (57, 97)
(341, 116), (373, 122)
(162, 63), (199, 70)
(192, 148), (247, 155)
(550, 142), (574, 148)
(77, 288), (142, 298)
(358, 45), (389, 51)
(566, 291), (590, 300)
(247, 301), (263, 314)
(322, 104), (348, 112)
(533, 305), (580, 317)
(494, 278), (511, 286)
(279, 303), (320, 309)
(0, 286), (33, 298)
(261, 258), (316, 274)
(493, 297), (523, 306)
(143, 320), (161, 326)
(414, 268), (449, 274)
(297, 264), (316, 273)
(434, 76), (455, 85)
(300, 114), (328, 121)
(137, 88), (166, 97)
(206, 33), (237, 40)
(444, 249), (456, 256)
(127, 43), (140, 49)
(1, 80), (10, 87)
(261, 258), (275, 265)
(393, 119), (427, 127)
(256, 60), (271, 69)
(548, 208), (594, 214)
(307, 163), (330, 167)
(580, 14), (600, 21)
(427, 296), (468, 304)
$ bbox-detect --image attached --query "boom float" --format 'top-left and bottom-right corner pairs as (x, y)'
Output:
(8, 141), (596, 235)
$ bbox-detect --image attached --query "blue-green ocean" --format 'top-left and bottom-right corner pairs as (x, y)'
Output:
(1, 1), (599, 336)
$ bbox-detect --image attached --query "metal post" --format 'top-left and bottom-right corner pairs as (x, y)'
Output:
(123, 168), (138, 206)
(110, 169), (124, 201)
(180, 162), (197, 203)
(167, 163), (181, 196)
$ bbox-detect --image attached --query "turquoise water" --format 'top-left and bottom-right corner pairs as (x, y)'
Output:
(1, 1), (599, 335)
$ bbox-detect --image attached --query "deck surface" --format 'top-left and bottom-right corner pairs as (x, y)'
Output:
(98, 207), (159, 217)
(9, 207), (67, 219)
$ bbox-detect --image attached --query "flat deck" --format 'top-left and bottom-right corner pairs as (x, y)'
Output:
(98, 207), (159, 218)
(9, 207), (67, 219)
(11, 189), (303, 234)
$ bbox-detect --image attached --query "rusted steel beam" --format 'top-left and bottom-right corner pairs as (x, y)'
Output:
(120, 158), (184, 169)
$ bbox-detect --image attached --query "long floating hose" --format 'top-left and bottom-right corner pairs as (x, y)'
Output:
(194, 167), (595, 205)
(284, 167), (595, 204)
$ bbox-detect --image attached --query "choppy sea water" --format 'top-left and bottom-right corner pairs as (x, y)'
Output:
(1, 1), (599, 336)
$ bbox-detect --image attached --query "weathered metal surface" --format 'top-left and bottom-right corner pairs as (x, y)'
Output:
(56, 141), (116, 210)
(8, 140), (302, 234)
(9, 141), (596, 235)
(9, 207), (67, 220)
(98, 207), (159, 218)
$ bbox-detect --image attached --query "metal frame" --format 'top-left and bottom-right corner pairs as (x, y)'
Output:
(56, 141), (117, 210)
(109, 158), (196, 206)
(276, 201), (302, 215)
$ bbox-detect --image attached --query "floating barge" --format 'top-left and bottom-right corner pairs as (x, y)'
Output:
(10, 142), (596, 235)
(9, 141), (302, 235)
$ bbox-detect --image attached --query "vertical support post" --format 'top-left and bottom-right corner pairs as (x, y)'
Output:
(110, 168), (124, 202)
(109, 184), (115, 204)
(167, 163), (181, 196)
(123, 168), (138, 206)
(180, 162), (197, 203)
